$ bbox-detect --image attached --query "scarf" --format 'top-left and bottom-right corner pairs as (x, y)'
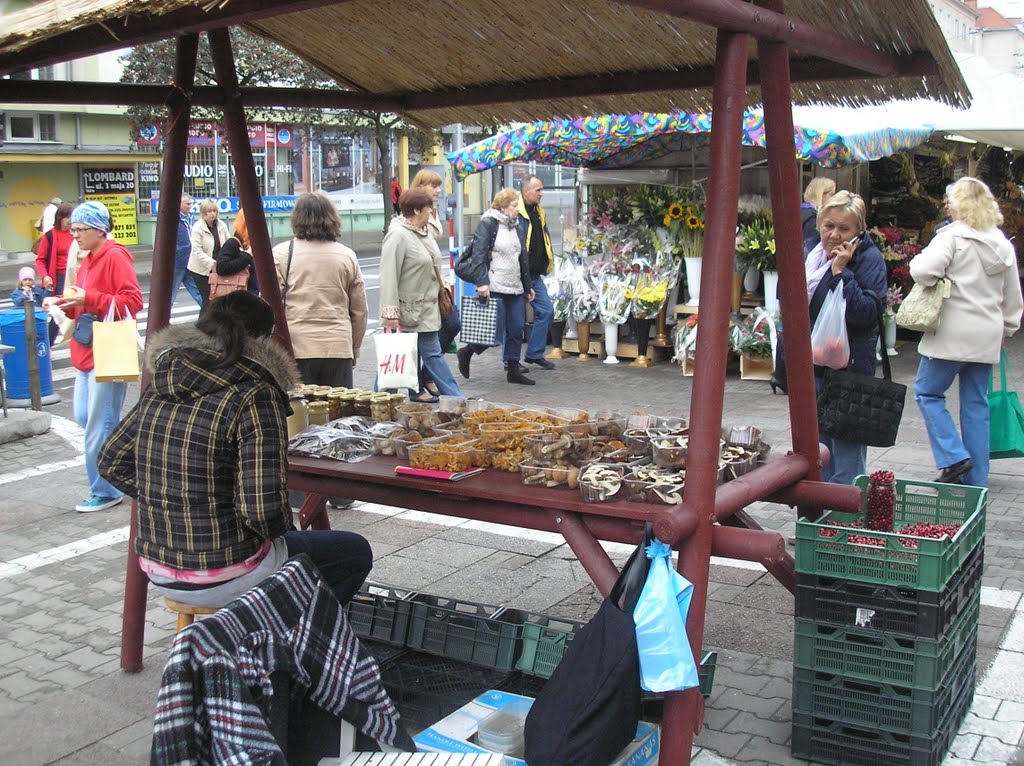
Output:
(208, 220), (222, 255)
(804, 242), (831, 301)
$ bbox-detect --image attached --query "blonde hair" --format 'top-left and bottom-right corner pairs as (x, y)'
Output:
(199, 199), (219, 215)
(817, 190), (866, 232)
(411, 169), (442, 189)
(491, 188), (519, 211)
(946, 177), (1003, 230)
(804, 177), (837, 209)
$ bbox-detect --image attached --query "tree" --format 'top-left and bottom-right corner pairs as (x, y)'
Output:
(118, 28), (436, 215)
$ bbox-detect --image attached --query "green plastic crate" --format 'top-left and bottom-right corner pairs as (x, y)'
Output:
(795, 476), (986, 591)
(343, 584), (418, 646)
(406, 595), (521, 671)
(509, 611), (585, 679)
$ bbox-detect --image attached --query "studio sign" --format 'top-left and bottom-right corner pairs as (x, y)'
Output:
(184, 163), (264, 178)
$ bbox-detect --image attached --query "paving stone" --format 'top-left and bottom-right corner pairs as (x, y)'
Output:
(47, 741), (144, 766)
(950, 731), (983, 758)
(713, 688), (787, 719)
(693, 728), (753, 759)
(722, 711), (791, 745)
(732, 736), (810, 766)
(39, 664), (103, 690)
(0, 670), (62, 700)
(975, 735), (1021, 763)
(58, 646), (116, 672)
(969, 694), (1002, 720)
(998, 700), (1024, 722)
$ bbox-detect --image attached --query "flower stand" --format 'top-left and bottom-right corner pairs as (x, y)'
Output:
(577, 320), (593, 361)
(684, 257), (702, 305)
(762, 270), (779, 314)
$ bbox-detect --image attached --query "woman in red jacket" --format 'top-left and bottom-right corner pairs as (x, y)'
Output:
(36, 202), (75, 294)
(47, 200), (143, 513)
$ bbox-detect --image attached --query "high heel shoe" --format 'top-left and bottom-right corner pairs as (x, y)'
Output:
(769, 375), (786, 395)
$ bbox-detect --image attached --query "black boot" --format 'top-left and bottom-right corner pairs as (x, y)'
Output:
(507, 361), (535, 385)
(457, 346), (473, 379)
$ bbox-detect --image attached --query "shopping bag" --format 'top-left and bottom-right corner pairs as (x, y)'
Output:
(459, 296), (500, 347)
(989, 350), (1024, 460)
(208, 265), (250, 300)
(633, 538), (699, 693)
(524, 522), (653, 766)
(895, 278), (951, 333)
(373, 330), (419, 390)
(810, 282), (850, 369)
(93, 302), (141, 383)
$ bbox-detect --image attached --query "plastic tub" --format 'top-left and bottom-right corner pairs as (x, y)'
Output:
(476, 701), (532, 759)
(524, 432), (594, 464)
(477, 421), (543, 451)
(395, 403), (441, 432)
(520, 460), (582, 489)
(408, 435), (484, 472)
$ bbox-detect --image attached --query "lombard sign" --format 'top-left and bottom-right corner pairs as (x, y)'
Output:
(152, 196), (297, 216)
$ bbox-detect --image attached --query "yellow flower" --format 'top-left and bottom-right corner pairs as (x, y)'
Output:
(668, 203), (684, 220)
(768, 240), (776, 254)
(686, 215), (701, 230)
(663, 214), (672, 227)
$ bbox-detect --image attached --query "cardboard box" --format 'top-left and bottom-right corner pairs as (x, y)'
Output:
(413, 690), (660, 766)
(740, 352), (774, 380)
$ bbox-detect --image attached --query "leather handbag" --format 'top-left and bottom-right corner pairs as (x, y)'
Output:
(895, 278), (951, 333)
(524, 523), (653, 766)
(208, 266), (251, 300)
(817, 301), (906, 448)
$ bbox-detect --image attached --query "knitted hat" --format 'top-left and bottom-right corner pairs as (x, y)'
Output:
(70, 200), (112, 234)
(18, 267), (35, 282)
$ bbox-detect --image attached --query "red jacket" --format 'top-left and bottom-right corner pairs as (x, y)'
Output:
(66, 240), (144, 372)
(35, 228), (73, 282)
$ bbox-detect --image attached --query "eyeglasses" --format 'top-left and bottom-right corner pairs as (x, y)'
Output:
(69, 227), (96, 235)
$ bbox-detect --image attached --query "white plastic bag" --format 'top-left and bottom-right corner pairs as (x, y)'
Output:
(374, 330), (419, 390)
(810, 283), (850, 369)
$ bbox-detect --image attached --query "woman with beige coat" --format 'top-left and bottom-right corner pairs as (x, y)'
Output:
(189, 199), (231, 307)
(911, 177), (1023, 487)
(273, 192), (368, 387)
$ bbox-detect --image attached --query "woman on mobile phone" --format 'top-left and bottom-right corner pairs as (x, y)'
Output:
(773, 191), (886, 484)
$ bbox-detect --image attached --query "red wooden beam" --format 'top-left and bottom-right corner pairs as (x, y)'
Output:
(120, 32), (199, 674)
(208, 27), (293, 354)
(614, 0), (903, 76)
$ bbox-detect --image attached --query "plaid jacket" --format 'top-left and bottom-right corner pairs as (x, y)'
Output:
(151, 555), (415, 765)
(99, 325), (300, 571)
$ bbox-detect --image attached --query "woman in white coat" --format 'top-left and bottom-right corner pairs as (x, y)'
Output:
(188, 199), (231, 307)
(911, 177), (1023, 487)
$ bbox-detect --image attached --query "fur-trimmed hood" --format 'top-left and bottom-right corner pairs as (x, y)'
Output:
(145, 323), (300, 402)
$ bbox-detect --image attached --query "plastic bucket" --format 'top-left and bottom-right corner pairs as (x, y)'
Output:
(0, 308), (54, 399)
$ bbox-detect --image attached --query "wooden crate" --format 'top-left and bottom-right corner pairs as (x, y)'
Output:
(740, 353), (774, 380)
(680, 353), (695, 377)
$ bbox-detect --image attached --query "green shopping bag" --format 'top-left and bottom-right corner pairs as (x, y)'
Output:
(989, 350), (1024, 459)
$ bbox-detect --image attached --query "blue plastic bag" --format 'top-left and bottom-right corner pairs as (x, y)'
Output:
(632, 539), (699, 692)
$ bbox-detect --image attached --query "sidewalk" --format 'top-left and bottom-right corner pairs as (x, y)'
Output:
(0, 334), (1022, 764)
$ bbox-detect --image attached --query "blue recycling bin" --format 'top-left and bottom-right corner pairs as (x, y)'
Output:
(0, 308), (54, 399)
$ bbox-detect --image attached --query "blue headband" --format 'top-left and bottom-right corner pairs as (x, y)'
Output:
(71, 201), (112, 234)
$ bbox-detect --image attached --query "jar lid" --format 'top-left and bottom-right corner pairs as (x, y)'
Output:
(308, 401), (330, 410)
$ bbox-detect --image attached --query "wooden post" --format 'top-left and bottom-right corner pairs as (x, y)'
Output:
(659, 28), (750, 766)
(23, 301), (42, 411)
(208, 27), (293, 354)
(120, 32), (199, 674)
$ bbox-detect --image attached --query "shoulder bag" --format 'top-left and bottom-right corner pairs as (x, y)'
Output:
(895, 277), (951, 333)
(415, 236), (454, 318)
(989, 349), (1024, 459)
(524, 523), (653, 766)
(817, 292), (907, 448)
(208, 237), (250, 300)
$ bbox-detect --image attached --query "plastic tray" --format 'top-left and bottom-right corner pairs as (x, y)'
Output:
(342, 584), (418, 646)
(792, 635), (976, 736)
(406, 595), (521, 671)
(794, 476), (987, 592)
(795, 542), (983, 639)
(791, 668), (975, 766)
(793, 592), (979, 690)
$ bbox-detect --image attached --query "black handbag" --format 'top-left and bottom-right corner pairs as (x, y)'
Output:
(817, 301), (906, 448)
(524, 523), (653, 766)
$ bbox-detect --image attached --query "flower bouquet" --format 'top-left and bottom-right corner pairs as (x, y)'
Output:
(628, 266), (670, 320)
(570, 269), (600, 323)
(599, 266), (634, 325)
(885, 284), (904, 318)
(736, 216), (776, 272)
(729, 307), (778, 359)
(673, 314), (699, 364)
(549, 255), (578, 322)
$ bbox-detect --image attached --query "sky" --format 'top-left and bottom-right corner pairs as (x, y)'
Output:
(985, 0), (1024, 17)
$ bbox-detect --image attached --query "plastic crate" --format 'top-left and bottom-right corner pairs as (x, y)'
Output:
(359, 638), (408, 667)
(505, 611), (584, 678)
(380, 651), (511, 734)
(793, 591), (979, 689)
(794, 477), (986, 592)
(791, 669), (975, 766)
(793, 635), (976, 736)
(407, 595), (521, 671)
(795, 541), (983, 639)
(343, 584), (418, 646)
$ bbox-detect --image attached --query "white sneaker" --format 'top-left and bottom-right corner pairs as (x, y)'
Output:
(75, 495), (124, 513)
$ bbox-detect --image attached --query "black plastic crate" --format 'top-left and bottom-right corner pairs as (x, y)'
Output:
(343, 584), (417, 646)
(793, 636), (976, 737)
(379, 651), (511, 734)
(407, 595), (521, 671)
(795, 542), (983, 639)
(792, 669), (975, 766)
(359, 638), (407, 667)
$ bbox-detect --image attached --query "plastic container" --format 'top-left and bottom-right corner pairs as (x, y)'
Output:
(524, 432), (594, 464)
(0, 309), (54, 399)
(578, 464), (624, 503)
(475, 699), (532, 759)
(342, 584), (419, 646)
(794, 476), (987, 592)
(564, 410), (627, 438)
(651, 435), (689, 469)
(395, 402), (441, 431)
(477, 421), (543, 451)
(512, 407), (578, 434)
(463, 401), (522, 433)
(408, 435), (484, 472)
(519, 460), (582, 489)
(622, 469), (685, 504)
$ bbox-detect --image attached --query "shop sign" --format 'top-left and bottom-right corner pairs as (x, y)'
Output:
(151, 195), (296, 215)
(139, 162), (161, 186)
(82, 167), (139, 245)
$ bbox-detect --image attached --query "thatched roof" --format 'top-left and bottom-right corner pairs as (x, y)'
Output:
(0, 0), (969, 129)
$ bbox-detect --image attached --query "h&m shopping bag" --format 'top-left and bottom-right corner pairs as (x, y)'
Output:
(93, 302), (141, 383)
(633, 538), (699, 693)
(989, 349), (1024, 460)
(374, 330), (419, 390)
(459, 296), (500, 347)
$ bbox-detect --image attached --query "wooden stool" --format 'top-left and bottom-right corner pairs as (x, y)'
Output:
(164, 598), (218, 632)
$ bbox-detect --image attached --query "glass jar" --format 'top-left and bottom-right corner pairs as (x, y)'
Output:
(327, 392), (345, 421)
(354, 392), (374, 418)
(307, 401), (330, 426)
(286, 395), (309, 439)
(339, 390), (358, 418)
(388, 392), (407, 421)
(371, 393), (392, 422)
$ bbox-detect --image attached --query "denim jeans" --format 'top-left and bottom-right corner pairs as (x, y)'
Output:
(526, 275), (553, 359)
(284, 530), (373, 606)
(418, 331), (464, 396)
(819, 433), (867, 485)
(171, 266), (203, 307)
(494, 292), (526, 365)
(915, 356), (991, 486)
(73, 369), (127, 499)
(420, 312), (463, 391)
